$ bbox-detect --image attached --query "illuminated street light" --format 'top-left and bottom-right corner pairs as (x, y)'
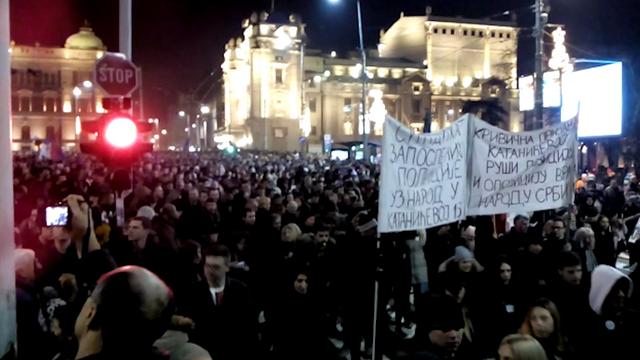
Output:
(83, 80), (93, 88)
(178, 110), (186, 117)
(200, 105), (211, 114)
(191, 123), (197, 128)
(161, 129), (167, 135)
(72, 86), (82, 97)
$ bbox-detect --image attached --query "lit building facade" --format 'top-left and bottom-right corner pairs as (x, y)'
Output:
(222, 12), (429, 152)
(303, 53), (430, 151)
(10, 25), (111, 151)
(378, 10), (522, 131)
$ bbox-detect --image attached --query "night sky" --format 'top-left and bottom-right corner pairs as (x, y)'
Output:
(9, 0), (640, 126)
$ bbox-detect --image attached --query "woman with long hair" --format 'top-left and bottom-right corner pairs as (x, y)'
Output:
(573, 227), (598, 273)
(519, 298), (572, 360)
(594, 215), (616, 266)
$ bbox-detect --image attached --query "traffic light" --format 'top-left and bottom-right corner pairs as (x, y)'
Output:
(80, 112), (153, 165)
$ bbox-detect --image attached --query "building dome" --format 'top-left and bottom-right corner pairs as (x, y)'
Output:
(65, 24), (106, 50)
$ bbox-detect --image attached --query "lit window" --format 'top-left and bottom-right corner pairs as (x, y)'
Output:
(344, 98), (351, 111)
(343, 121), (353, 135)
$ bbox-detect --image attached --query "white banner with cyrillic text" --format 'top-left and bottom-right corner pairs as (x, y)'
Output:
(378, 116), (469, 232)
(467, 118), (578, 216)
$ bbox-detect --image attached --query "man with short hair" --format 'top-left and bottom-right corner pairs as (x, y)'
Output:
(117, 216), (175, 289)
(185, 244), (257, 360)
(241, 208), (256, 227)
(74, 266), (174, 359)
(499, 215), (530, 257)
(548, 251), (590, 348)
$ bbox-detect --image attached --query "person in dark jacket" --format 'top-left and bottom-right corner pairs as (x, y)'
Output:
(269, 269), (328, 360)
(582, 265), (640, 359)
(594, 216), (617, 266)
(477, 257), (524, 357)
(547, 251), (590, 354)
(185, 244), (258, 360)
(116, 216), (177, 289)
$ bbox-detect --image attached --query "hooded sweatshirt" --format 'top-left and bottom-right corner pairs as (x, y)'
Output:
(589, 264), (632, 316)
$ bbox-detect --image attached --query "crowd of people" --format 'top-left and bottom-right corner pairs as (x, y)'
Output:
(11, 150), (640, 360)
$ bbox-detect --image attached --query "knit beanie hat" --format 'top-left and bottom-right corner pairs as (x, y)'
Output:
(453, 246), (474, 262)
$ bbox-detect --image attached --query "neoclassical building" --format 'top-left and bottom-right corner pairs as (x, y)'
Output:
(10, 25), (111, 151)
(221, 10), (522, 152)
(378, 9), (522, 131)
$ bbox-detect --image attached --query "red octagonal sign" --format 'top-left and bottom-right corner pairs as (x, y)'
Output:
(94, 53), (139, 97)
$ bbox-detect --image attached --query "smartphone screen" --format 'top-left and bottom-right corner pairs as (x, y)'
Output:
(46, 206), (69, 227)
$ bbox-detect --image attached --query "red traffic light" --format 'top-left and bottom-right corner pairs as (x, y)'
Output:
(80, 112), (153, 165)
(104, 117), (138, 148)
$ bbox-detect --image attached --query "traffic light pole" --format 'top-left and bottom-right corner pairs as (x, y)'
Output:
(119, 0), (132, 59)
(0, 0), (17, 357)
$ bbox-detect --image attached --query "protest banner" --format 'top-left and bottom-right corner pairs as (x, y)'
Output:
(467, 118), (578, 215)
(378, 115), (469, 232)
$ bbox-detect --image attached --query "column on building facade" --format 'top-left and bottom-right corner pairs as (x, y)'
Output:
(426, 23), (433, 81)
(483, 28), (491, 79)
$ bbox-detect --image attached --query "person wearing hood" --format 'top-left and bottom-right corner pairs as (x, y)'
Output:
(583, 264), (640, 358)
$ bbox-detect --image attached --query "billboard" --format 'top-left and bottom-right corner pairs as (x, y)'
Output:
(519, 71), (562, 111)
(519, 61), (622, 137)
(561, 62), (622, 137)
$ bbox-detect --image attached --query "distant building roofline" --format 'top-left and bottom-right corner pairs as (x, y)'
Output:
(426, 15), (518, 29)
(383, 14), (518, 31)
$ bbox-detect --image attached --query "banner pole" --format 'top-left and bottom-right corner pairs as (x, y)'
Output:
(371, 232), (380, 360)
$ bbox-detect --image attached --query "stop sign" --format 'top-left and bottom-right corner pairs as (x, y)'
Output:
(94, 54), (139, 97)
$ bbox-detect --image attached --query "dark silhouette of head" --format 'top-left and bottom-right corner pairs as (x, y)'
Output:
(74, 266), (174, 358)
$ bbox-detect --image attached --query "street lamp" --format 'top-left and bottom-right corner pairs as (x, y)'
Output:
(200, 105), (210, 114)
(179, 110), (193, 148)
(328, 0), (369, 163)
(82, 80), (93, 89)
(533, 0), (549, 129)
(72, 86), (82, 97)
